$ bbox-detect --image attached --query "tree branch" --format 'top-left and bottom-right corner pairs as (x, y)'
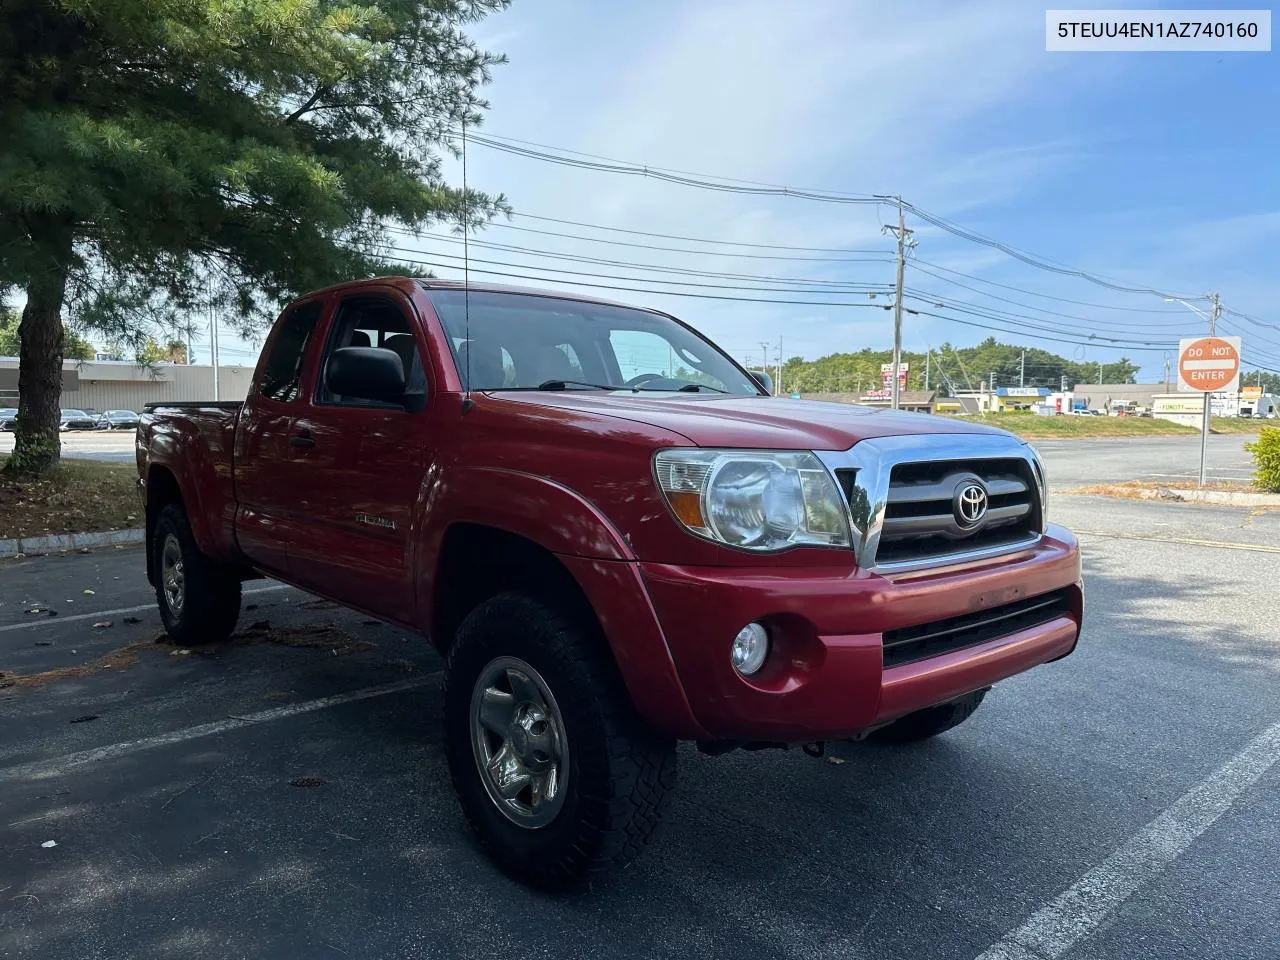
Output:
(284, 85), (331, 123)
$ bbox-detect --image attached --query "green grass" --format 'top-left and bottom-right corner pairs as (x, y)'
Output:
(1209, 417), (1268, 435)
(950, 413), (1264, 440)
(0, 456), (140, 541)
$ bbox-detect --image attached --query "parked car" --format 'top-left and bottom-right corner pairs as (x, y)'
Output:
(59, 409), (100, 431)
(97, 409), (141, 431)
(0, 408), (16, 431)
(137, 278), (1083, 888)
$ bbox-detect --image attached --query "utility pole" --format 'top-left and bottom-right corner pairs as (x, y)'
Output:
(776, 336), (782, 396)
(1061, 374), (1068, 392)
(1198, 293), (1223, 486)
(989, 372), (997, 391)
(208, 279), (220, 401)
(1097, 361), (1102, 385)
(1019, 350), (1025, 388)
(1164, 355), (1172, 393)
(924, 349), (931, 390)
(885, 197), (914, 411)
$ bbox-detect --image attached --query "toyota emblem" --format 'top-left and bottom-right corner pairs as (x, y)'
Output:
(954, 482), (989, 528)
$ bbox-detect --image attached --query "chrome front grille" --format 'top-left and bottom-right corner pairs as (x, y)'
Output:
(876, 458), (1041, 566)
(817, 434), (1047, 573)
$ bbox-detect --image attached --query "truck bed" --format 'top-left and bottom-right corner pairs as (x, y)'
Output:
(143, 401), (244, 412)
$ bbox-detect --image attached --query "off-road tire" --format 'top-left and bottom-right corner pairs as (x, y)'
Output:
(443, 591), (677, 888)
(872, 688), (989, 743)
(152, 503), (241, 646)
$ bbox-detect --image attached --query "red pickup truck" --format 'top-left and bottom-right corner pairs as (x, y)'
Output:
(137, 277), (1082, 887)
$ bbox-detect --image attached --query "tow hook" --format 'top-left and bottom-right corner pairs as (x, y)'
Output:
(801, 742), (825, 758)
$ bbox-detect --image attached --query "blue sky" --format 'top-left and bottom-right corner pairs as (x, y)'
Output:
(222, 0), (1280, 383)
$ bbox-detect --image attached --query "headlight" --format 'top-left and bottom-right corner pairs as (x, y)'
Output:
(654, 449), (850, 551)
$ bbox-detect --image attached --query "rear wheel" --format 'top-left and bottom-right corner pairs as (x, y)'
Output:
(871, 688), (989, 743)
(152, 503), (241, 646)
(443, 591), (677, 888)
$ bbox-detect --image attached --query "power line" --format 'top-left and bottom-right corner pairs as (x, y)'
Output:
(907, 259), (1190, 313)
(448, 125), (1212, 304)
(902, 203), (1209, 302)
(506, 211), (893, 254)
(391, 245), (892, 298)
(391, 245), (1174, 353)
(905, 292), (1184, 346)
(393, 230), (897, 281)
(909, 308), (1174, 353)
(907, 261), (1200, 325)
(389, 222), (896, 264)
(458, 131), (889, 205)
(381, 251), (893, 309)
(1223, 306), (1280, 333)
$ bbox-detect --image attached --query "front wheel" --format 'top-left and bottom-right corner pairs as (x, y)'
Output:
(443, 592), (677, 888)
(151, 503), (242, 646)
(871, 688), (989, 743)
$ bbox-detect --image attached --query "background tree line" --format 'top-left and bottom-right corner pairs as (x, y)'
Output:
(0, 305), (95, 361)
(781, 337), (1144, 396)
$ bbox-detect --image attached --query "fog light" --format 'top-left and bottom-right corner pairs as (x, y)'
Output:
(731, 622), (769, 676)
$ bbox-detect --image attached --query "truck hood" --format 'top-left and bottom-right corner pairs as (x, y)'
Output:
(489, 392), (1011, 450)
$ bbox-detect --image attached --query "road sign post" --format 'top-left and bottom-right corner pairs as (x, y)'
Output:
(1177, 336), (1241, 487)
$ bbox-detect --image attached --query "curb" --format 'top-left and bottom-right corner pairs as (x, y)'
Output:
(1066, 487), (1280, 507)
(0, 527), (145, 559)
(1172, 489), (1280, 506)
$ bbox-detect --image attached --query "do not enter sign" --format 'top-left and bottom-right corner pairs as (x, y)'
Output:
(1177, 336), (1241, 393)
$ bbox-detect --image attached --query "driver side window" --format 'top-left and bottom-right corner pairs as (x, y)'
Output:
(316, 296), (426, 405)
(608, 330), (672, 382)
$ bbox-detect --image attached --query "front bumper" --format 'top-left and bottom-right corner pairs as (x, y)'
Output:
(639, 523), (1082, 742)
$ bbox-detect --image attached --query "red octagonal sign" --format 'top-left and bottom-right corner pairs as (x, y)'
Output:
(1177, 337), (1241, 393)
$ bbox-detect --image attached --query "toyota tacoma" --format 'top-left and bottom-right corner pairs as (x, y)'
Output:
(136, 277), (1083, 887)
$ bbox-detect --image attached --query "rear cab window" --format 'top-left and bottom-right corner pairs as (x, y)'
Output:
(259, 300), (324, 402)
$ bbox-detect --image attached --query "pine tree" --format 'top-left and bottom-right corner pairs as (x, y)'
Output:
(0, 0), (509, 473)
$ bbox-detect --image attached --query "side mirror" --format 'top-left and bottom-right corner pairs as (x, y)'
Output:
(751, 371), (773, 395)
(326, 347), (406, 404)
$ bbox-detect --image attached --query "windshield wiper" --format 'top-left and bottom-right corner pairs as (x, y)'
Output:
(632, 383), (727, 393)
(536, 379), (622, 391)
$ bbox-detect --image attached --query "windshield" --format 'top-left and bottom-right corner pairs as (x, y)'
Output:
(424, 289), (762, 396)
(107, 411), (135, 418)
(61, 410), (87, 418)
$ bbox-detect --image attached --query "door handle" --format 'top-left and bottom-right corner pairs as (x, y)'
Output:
(289, 432), (315, 449)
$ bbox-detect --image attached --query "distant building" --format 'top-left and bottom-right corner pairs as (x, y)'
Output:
(1071, 383), (1165, 412)
(935, 385), (1048, 414)
(1151, 391), (1277, 425)
(802, 390), (937, 414)
(0, 357), (253, 411)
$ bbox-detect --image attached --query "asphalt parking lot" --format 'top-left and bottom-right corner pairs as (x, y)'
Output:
(2, 488), (1279, 960)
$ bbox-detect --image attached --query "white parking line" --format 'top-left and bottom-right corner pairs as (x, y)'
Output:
(1074, 532), (1280, 555)
(0, 675), (438, 784)
(974, 720), (1280, 960)
(0, 584), (288, 634)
